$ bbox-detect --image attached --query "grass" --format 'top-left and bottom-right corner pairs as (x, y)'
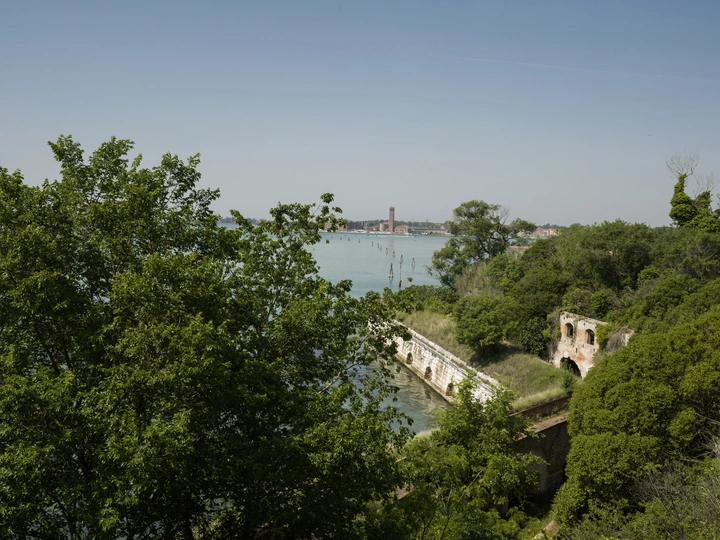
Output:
(474, 346), (571, 409)
(397, 310), (577, 410)
(398, 310), (475, 360)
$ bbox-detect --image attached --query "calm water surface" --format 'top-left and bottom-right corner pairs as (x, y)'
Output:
(312, 232), (451, 432)
(312, 232), (448, 296)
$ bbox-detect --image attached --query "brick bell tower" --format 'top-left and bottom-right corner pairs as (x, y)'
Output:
(389, 206), (395, 233)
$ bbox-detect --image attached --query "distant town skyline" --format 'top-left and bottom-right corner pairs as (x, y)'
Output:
(2, 1), (720, 226)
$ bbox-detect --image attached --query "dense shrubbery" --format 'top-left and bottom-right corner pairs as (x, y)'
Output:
(4, 138), (720, 538)
(412, 173), (720, 537)
(0, 138), (412, 538)
(367, 382), (543, 540)
(418, 211), (720, 360)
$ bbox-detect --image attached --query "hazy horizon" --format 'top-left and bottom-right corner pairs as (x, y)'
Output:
(3, 1), (719, 227)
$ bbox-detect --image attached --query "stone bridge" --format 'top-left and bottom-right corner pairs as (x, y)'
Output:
(512, 396), (571, 495)
(392, 325), (498, 402)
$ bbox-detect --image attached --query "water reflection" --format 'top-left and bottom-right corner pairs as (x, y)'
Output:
(386, 362), (448, 434)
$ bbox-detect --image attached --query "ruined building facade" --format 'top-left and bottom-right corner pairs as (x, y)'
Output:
(552, 312), (604, 378)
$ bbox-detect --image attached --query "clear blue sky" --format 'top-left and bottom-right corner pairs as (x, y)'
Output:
(2, 0), (720, 226)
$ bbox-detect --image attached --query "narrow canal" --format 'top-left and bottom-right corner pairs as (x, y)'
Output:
(312, 232), (452, 432)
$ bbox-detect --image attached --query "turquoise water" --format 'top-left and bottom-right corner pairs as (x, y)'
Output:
(313, 232), (451, 432)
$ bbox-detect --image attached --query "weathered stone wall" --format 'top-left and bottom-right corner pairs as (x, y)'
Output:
(552, 312), (606, 378)
(514, 414), (569, 495)
(394, 325), (571, 496)
(513, 394), (571, 421)
(393, 326), (498, 402)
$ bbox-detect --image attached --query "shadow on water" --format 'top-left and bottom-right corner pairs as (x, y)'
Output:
(354, 361), (449, 434)
(386, 362), (449, 434)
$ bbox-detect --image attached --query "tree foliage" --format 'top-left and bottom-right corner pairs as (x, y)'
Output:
(554, 309), (720, 523)
(559, 442), (720, 539)
(670, 173), (720, 232)
(370, 382), (542, 540)
(429, 201), (535, 288)
(0, 137), (410, 538)
(453, 295), (518, 354)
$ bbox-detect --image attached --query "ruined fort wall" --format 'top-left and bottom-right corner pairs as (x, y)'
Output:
(552, 312), (605, 378)
(392, 325), (497, 402)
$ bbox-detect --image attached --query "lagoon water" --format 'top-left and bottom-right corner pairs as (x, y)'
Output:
(312, 232), (451, 432)
(312, 232), (450, 297)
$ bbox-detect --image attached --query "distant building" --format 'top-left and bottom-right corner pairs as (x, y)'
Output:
(529, 227), (559, 239)
(394, 224), (411, 234)
(389, 206), (395, 233)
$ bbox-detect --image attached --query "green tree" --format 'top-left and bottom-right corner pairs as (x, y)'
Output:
(453, 295), (518, 354)
(430, 201), (535, 288)
(0, 137), (410, 538)
(559, 443), (720, 539)
(381, 382), (541, 540)
(554, 310), (720, 523)
(667, 154), (720, 233)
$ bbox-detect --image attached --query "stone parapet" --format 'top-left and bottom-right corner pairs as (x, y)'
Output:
(393, 324), (498, 402)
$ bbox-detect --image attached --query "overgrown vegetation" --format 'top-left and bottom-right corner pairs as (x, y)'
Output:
(3, 140), (720, 538)
(366, 381), (545, 540)
(396, 310), (570, 410)
(397, 155), (720, 538)
(0, 138), (411, 538)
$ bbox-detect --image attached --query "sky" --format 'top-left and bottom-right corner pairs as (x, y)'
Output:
(2, 0), (720, 226)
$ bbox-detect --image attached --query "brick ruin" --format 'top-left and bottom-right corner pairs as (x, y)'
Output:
(552, 312), (605, 378)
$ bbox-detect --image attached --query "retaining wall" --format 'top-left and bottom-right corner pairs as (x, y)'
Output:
(393, 325), (498, 402)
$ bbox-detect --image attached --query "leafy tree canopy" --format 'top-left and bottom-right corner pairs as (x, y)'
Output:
(453, 295), (519, 354)
(369, 382), (542, 540)
(670, 174), (720, 232)
(429, 201), (535, 288)
(0, 136), (411, 539)
(554, 309), (720, 522)
(667, 154), (720, 232)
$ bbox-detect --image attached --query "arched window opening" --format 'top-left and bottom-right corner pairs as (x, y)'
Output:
(424, 366), (432, 380)
(586, 329), (595, 345)
(446, 383), (455, 396)
(406, 352), (413, 364)
(565, 323), (574, 338)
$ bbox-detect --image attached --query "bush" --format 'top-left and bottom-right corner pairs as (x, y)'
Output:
(453, 295), (514, 353)
(516, 317), (549, 357)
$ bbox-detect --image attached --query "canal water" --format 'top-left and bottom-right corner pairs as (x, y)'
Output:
(312, 232), (451, 433)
